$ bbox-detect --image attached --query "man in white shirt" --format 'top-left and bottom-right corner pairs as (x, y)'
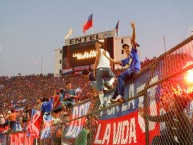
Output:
(93, 40), (115, 109)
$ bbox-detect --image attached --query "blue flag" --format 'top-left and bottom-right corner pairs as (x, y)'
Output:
(115, 20), (119, 37)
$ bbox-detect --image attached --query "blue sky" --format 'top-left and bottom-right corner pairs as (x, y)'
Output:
(0, 0), (193, 76)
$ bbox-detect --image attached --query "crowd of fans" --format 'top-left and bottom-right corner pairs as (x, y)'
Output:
(0, 57), (163, 144)
(0, 73), (95, 132)
(0, 55), (193, 145)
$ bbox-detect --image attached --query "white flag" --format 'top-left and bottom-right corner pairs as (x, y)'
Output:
(75, 87), (82, 93)
(64, 28), (72, 39)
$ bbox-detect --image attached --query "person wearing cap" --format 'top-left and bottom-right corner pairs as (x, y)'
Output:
(103, 21), (141, 103)
(93, 39), (115, 109)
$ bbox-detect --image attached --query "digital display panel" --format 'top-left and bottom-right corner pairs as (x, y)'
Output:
(69, 42), (96, 67)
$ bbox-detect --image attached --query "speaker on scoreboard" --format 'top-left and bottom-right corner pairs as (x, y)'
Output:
(106, 37), (114, 58)
(63, 46), (68, 58)
(62, 46), (70, 69)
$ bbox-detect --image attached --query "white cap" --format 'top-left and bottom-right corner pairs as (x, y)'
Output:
(98, 39), (104, 43)
(122, 43), (132, 48)
(8, 111), (11, 114)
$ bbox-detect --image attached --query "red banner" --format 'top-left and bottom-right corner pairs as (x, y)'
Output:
(93, 111), (160, 145)
(27, 110), (42, 137)
(9, 132), (34, 145)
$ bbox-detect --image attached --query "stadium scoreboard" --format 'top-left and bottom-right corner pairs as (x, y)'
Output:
(69, 41), (96, 67)
(62, 30), (116, 74)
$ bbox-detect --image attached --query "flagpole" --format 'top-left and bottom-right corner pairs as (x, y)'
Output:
(83, 26), (85, 36)
(83, 21), (85, 36)
(92, 13), (93, 34)
(115, 20), (119, 37)
(70, 28), (72, 38)
(70, 30), (72, 38)
(105, 22), (108, 31)
(118, 20), (119, 37)
(41, 56), (43, 74)
(163, 35), (167, 52)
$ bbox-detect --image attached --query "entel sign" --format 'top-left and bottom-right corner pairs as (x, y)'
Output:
(65, 30), (116, 45)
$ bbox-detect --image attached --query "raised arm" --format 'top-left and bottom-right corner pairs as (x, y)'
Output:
(130, 21), (137, 48)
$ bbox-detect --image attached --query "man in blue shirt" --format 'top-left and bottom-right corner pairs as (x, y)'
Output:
(103, 21), (141, 103)
(41, 97), (54, 115)
(62, 82), (77, 108)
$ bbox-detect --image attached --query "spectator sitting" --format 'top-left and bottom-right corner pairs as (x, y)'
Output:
(62, 82), (77, 108)
(104, 21), (141, 104)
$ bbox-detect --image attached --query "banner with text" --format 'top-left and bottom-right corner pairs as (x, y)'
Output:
(94, 107), (160, 145)
(9, 132), (34, 145)
(93, 67), (161, 145)
(64, 101), (91, 138)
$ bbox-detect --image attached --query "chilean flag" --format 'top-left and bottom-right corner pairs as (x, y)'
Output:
(83, 14), (93, 34)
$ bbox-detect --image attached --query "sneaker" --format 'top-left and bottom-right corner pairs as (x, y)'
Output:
(107, 98), (115, 105)
(104, 86), (108, 91)
(115, 95), (125, 102)
(106, 99), (111, 105)
(107, 98), (117, 105)
(109, 95), (125, 103)
(104, 82), (113, 90)
(99, 104), (106, 109)
(103, 87), (109, 93)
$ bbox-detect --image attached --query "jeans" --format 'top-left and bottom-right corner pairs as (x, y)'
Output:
(90, 81), (97, 89)
(112, 68), (136, 99)
(96, 67), (115, 91)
